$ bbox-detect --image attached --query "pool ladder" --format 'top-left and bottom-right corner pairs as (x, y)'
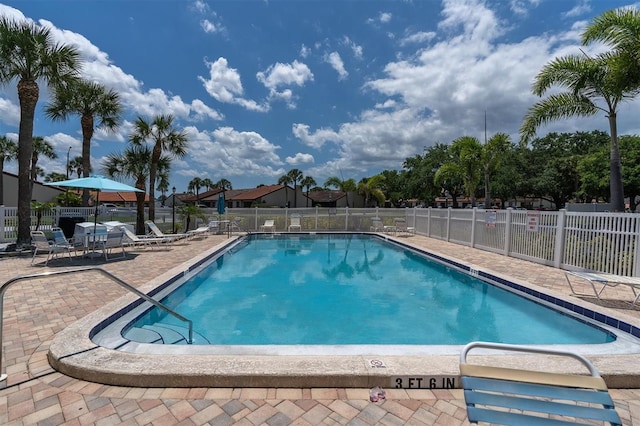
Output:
(0, 267), (194, 382)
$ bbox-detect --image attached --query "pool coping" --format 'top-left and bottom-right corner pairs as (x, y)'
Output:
(48, 233), (640, 389)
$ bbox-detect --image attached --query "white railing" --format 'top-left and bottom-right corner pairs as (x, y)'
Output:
(2, 206), (638, 276)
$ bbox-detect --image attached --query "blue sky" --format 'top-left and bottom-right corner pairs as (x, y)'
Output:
(0, 0), (638, 193)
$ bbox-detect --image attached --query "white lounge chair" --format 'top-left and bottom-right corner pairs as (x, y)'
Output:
(370, 217), (385, 232)
(187, 226), (210, 239)
(121, 227), (169, 248)
(394, 218), (415, 236)
(288, 215), (302, 232)
(261, 219), (275, 233)
(565, 271), (640, 306)
(145, 220), (188, 241)
(96, 231), (126, 261)
(31, 230), (72, 266)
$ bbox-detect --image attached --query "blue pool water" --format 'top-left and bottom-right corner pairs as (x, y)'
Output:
(125, 234), (614, 345)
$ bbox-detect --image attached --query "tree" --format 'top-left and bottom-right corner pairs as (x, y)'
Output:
(188, 177), (203, 200)
(69, 155), (85, 178)
(482, 133), (512, 208)
(403, 143), (451, 206)
(215, 178), (232, 191)
(45, 171), (67, 182)
(277, 174), (293, 207)
(130, 114), (188, 221)
(0, 17), (81, 247)
(300, 175), (317, 207)
(357, 175), (386, 207)
(324, 176), (356, 207)
(0, 136), (17, 205)
(30, 136), (57, 193)
(46, 79), (121, 205)
(435, 136), (483, 206)
(103, 144), (171, 234)
(201, 178), (214, 191)
(286, 168), (303, 207)
(520, 51), (634, 211)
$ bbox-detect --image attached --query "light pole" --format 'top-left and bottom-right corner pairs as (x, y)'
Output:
(65, 146), (72, 206)
(172, 186), (176, 233)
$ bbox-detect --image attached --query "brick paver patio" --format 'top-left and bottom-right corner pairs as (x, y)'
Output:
(1, 232), (640, 425)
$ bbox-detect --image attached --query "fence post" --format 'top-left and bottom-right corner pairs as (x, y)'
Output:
(427, 207), (431, 237)
(634, 215), (640, 277)
(254, 207), (258, 231)
(446, 207), (452, 242)
(470, 208), (477, 248)
(345, 206), (349, 231)
(553, 209), (567, 268)
(0, 205), (4, 242)
(504, 208), (512, 256)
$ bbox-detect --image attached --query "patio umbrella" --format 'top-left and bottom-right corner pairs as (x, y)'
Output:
(217, 193), (225, 216)
(46, 175), (143, 234)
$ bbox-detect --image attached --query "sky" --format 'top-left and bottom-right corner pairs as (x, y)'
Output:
(0, 0), (639, 194)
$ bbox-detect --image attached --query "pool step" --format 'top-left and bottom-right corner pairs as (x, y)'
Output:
(123, 324), (210, 345)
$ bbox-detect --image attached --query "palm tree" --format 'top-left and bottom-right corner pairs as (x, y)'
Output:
(45, 172), (67, 182)
(30, 136), (57, 193)
(0, 136), (17, 205)
(215, 178), (232, 191)
(0, 17), (81, 247)
(69, 155), (86, 178)
(201, 178), (214, 191)
(130, 114), (188, 222)
(300, 175), (317, 207)
(188, 177), (203, 200)
(104, 144), (171, 234)
(278, 174), (293, 207)
(157, 173), (169, 206)
(520, 52), (633, 212)
(357, 175), (386, 207)
(46, 79), (122, 206)
(482, 133), (512, 208)
(324, 176), (356, 207)
(286, 168), (303, 207)
(435, 136), (483, 206)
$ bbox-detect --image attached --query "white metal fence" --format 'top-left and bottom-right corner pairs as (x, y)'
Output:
(2, 206), (638, 276)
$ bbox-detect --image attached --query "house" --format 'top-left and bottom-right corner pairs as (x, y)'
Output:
(227, 184), (310, 208)
(2, 171), (63, 206)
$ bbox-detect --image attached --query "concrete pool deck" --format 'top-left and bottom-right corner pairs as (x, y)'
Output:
(1, 233), (640, 424)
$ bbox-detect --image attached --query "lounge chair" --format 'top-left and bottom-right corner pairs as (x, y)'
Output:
(261, 219), (275, 233)
(288, 215), (302, 232)
(460, 341), (621, 425)
(393, 217), (415, 236)
(187, 226), (210, 239)
(370, 217), (385, 232)
(230, 217), (244, 234)
(121, 227), (169, 248)
(96, 230), (126, 261)
(145, 220), (188, 241)
(565, 271), (640, 306)
(51, 227), (82, 253)
(31, 230), (72, 266)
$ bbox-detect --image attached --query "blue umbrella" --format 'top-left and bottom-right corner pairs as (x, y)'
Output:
(217, 193), (225, 216)
(46, 175), (143, 234)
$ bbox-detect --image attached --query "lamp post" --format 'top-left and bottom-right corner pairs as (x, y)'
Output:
(65, 146), (71, 206)
(172, 186), (176, 233)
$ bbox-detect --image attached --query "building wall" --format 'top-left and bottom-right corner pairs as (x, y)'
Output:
(2, 172), (63, 206)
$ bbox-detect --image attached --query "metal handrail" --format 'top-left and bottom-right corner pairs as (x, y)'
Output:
(0, 267), (194, 382)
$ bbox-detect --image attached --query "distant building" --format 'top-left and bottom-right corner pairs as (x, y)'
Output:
(2, 171), (63, 206)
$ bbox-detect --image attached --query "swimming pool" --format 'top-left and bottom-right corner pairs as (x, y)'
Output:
(51, 233), (640, 388)
(121, 234), (613, 346)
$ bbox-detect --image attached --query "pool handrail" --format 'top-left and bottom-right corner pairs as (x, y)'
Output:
(0, 267), (194, 382)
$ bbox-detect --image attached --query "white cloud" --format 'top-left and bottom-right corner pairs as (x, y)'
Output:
(342, 36), (363, 59)
(400, 31), (436, 46)
(200, 19), (218, 33)
(198, 57), (268, 112)
(256, 61), (314, 89)
(292, 124), (340, 149)
(379, 12), (392, 23)
(285, 153), (314, 165)
(300, 44), (311, 58)
(563, 0), (591, 18)
(324, 52), (348, 80)
(509, 0), (541, 16)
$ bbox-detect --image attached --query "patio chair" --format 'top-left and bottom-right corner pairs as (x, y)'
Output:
(370, 217), (385, 232)
(187, 226), (210, 239)
(565, 271), (640, 306)
(261, 219), (275, 233)
(31, 230), (72, 266)
(121, 227), (169, 249)
(394, 218), (415, 236)
(288, 215), (302, 232)
(229, 217), (244, 234)
(460, 341), (621, 425)
(96, 230), (126, 261)
(145, 220), (188, 241)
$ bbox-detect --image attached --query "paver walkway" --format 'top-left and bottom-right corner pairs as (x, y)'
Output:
(1, 232), (640, 425)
